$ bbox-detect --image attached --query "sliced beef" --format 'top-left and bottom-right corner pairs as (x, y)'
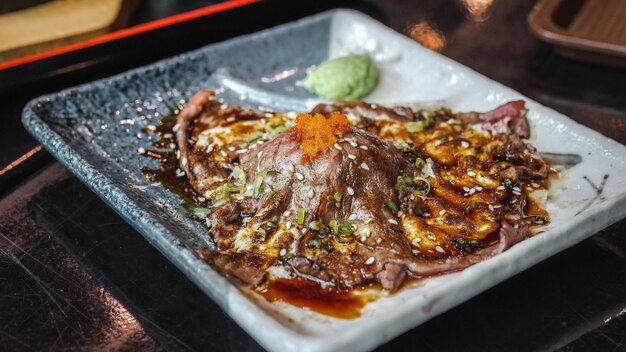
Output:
(174, 92), (546, 292)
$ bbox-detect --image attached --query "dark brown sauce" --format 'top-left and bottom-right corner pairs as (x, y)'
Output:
(260, 278), (373, 319)
(140, 108), (208, 216)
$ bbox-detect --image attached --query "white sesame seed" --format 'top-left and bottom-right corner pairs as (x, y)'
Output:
(365, 257), (375, 265)
(461, 141), (470, 148)
(409, 194), (415, 201)
(283, 210), (292, 217)
(388, 218), (398, 225)
(463, 186), (470, 192)
(279, 248), (286, 256)
(469, 188), (476, 195)
(360, 163), (370, 170)
(349, 141), (358, 147)
(359, 145), (368, 150)
(467, 171), (476, 177)
(438, 209), (446, 215)
(397, 211), (404, 217)
(302, 228), (309, 234)
(423, 213), (431, 217)
(295, 172), (304, 181)
(288, 164), (295, 173)
(475, 186), (483, 191)
(307, 189), (314, 198)
(137, 147), (145, 154)
(348, 213), (357, 221)
(512, 187), (522, 192)
(236, 148), (248, 154)
(361, 235), (367, 242)
(257, 151), (263, 158)
(411, 238), (421, 246)
(169, 143), (176, 149)
(488, 205), (495, 211)
(532, 182), (540, 188)
(427, 233), (436, 240)
(226, 116), (236, 122)
(198, 196), (206, 202)
(513, 191), (522, 196)
(181, 157), (188, 166)
(172, 123), (180, 132)
(435, 246), (445, 253)
(376, 238), (382, 244)
(236, 195), (245, 200)
(334, 143), (343, 150)
(285, 221), (292, 230)
(147, 125), (156, 131)
(497, 185), (506, 191)
(347, 154), (356, 160)
(176, 150), (180, 159)
(347, 187), (355, 195)
(493, 205), (502, 209)
(220, 150), (227, 157)
(228, 146), (236, 151)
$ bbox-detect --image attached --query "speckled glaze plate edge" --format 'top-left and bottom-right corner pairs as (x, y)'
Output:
(22, 9), (626, 352)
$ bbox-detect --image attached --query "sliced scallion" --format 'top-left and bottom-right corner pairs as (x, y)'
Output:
(253, 174), (264, 199)
(385, 201), (399, 213)
(297, 208), (306, 226)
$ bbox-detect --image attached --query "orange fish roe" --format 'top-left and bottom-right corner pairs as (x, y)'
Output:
(290, 112), (351, 163)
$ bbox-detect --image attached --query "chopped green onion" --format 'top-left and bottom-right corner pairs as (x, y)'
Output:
(191, 207), (212, 219)
(328, 219), (339, 234)
(266, 170), (279, 176)
(281, 252), (295, 261)
(385, 201), (399, 213)
(309, 220), (324, 231)
(297, 208), (306, 226)
(415, 157), (426, 169)
(266, 221), (278, 229)
(413, 176), (431, 195)
(501, 178), (514, 188)
(406, 121), (426, 133)
(225, 184), (242, 193)
(325, 242), (334, 252)
(253, 174), (264, 199)
(327, 191), (342, 203)
(255, 227), (267, 241)
(394, 141), (416, 153)
(272, 124), (287, 134)
(308, 239), (321, 248)
(238, 167), (247, 184)
(337, 224), (356, 235)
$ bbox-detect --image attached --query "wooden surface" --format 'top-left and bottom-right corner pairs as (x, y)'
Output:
(0, 0), (136, 62)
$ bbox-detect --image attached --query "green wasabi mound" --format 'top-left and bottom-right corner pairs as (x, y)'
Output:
(303, 54), (378, 101)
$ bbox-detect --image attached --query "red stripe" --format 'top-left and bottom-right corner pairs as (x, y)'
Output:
(0, 0), (260, 70)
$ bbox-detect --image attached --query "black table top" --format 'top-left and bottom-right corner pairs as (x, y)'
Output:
(1, 1), (625, 351)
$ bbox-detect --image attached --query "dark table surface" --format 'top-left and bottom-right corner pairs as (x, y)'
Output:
(1, 0), (625, 351)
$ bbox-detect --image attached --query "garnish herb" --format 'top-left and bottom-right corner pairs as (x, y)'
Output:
(308, 239), (321, 248)
(253, 174), (264, 199)
(297, 208), (306, 225)
(501, 178), (514, 189)
(406, 120), (429, 133)
(385, 201), (399, 213)
(337, 223), (356, 234)
(415, 157), (425, 169)
(191, 207), (212, 219)
(266, 221), (278, 229)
